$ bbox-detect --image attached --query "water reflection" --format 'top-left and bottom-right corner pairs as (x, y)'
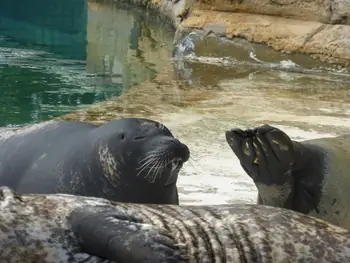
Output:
(0, 0), (174, 126)
(173, 31), (350, 86)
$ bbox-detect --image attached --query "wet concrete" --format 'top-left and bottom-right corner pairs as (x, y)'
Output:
(59, 54), (350, 205)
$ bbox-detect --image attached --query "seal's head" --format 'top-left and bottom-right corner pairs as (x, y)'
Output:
(94, 118), (190, 204)
(225, 124), (294, 184)
(225, 125), (296, 208)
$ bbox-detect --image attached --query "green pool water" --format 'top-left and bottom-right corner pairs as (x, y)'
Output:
(0, 0), (174, 126)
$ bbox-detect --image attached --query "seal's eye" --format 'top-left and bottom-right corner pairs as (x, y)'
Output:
(133, 136), (146, 141)
(120, 133), (125, 140)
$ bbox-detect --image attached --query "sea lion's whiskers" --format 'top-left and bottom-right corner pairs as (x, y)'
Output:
(145, 158), (159, 182)
(136, 152), (162, 175)
(138, 150), (167, 180)
(144, 152), (174, 183)
(137, 151), (165, 170)
(137, 157), (159, 177)
(160, 154), (172, 180)
(136, 158), (157, 175)
(152, 154), (168, 181)
(146, 157), (164, 183)
(138, 151), (162, 164)
(138, 154), (159, 169)
(155, 157), (166, 182)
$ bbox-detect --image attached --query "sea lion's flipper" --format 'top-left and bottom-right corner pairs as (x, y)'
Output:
(68, 205), (187, 263)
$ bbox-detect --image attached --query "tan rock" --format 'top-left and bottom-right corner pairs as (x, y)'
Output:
(194, 0), (350, 25)
(180, 8), (350, 67)
(144, 0), (350, 67)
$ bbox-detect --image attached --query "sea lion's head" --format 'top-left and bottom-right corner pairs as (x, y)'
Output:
(96, 118), (190, 204)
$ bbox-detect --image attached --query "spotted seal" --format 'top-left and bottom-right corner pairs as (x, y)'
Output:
(1, 186), (350, 262)
(0, 118), (190, 204)
(225, 124), (350, 229)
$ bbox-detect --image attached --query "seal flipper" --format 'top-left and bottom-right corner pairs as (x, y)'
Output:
(68, 206), (187, 263)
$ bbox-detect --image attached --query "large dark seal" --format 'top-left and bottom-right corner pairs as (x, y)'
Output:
(0, 118), (190, 204)
(1, 186), (350, 262)
(225, 124), (350, 229)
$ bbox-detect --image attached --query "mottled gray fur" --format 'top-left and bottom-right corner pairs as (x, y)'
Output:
(1, 186), (350, 262)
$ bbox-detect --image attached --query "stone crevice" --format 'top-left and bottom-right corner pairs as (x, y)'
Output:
(302, 24), (327, 46)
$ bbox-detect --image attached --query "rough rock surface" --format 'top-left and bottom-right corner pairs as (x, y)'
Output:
(180, 9), (350, 66)
(195, 0), (350, 25)
(127, 0), (350, 68)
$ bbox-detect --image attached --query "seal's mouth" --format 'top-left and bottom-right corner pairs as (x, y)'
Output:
(163, 140), (189, 186)
(171, 157), (184, 172)
(164, 138), (190, 174)
(163, 157), (184, 187)
(136, 138), (190, 186)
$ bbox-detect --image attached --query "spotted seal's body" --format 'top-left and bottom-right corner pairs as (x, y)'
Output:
(226, 124), (350, 230)
(1, 186), (350, 262)
(0, 118), (190, 204)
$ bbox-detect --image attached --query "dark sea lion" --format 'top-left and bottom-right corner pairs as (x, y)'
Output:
(1, 186), (350, 262)
(225, 124), (350, 229)
(0, 118), (190, 204)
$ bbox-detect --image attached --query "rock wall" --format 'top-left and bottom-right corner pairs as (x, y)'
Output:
(126, 0), (350, 68)
(181, 9), (350, 66)
(196, 0), (350, 25)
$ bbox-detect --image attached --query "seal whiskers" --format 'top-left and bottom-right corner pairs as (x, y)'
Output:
(137, 147), (185, 185)
(0, 118), (190, 204)
(137, 150), (167, 182)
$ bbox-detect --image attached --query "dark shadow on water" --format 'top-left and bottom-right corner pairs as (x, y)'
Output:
(0, 0), (174, 126)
